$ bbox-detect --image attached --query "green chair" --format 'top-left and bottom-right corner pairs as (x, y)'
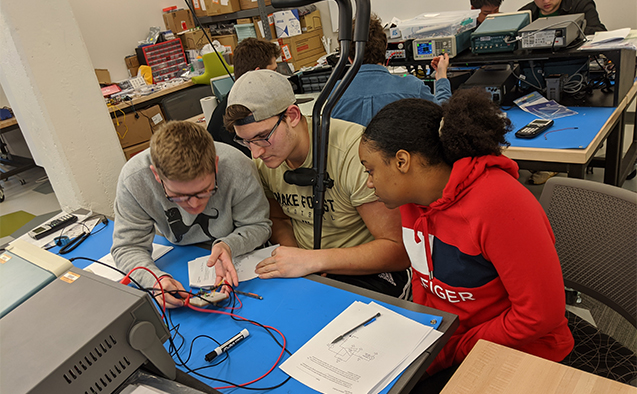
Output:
(191, 52), (234, 85)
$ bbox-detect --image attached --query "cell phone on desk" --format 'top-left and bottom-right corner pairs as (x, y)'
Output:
(515, 119), (554, 139)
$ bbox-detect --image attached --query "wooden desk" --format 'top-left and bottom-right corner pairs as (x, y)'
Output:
(107, 80), (195, 113)
(0, 117), (19, 134)
(440, 340), (636, 394)
(502, 81), (637, 186)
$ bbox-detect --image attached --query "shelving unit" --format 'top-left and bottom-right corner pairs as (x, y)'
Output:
(197, 5), (275, 24)
(192, 0), (276, 40)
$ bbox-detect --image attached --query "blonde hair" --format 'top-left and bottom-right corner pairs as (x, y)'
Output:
(150, 121), (216, 181)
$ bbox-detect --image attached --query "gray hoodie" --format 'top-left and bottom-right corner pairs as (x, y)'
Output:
(111, 143), (271, 288)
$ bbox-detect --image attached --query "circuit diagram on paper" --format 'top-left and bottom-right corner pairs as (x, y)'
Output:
(327, 337), (378, 363)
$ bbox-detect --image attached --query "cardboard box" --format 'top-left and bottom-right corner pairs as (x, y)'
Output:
(179, 29), (208, 50)
(202, 0), (241, 16)
(163, 9), (195, 34)
(277, 27), (326, 71)
(253, 15), (276, 40)
(190, 0), (207, 17)
(274, 9), (302, 38)
(112, 105), (165, 148)
(124, 55), (140, 78)
(300, 9), (322, 33)
(236, 18), (252, 24)
(94, 69), (111, 85)
(239, 0), (271, 10)
(123, 141), (150, 161)
(211, 34), (238, 63)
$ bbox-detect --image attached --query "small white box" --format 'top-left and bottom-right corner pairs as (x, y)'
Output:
(390, 27), (401, 39)
(274, 9), (302, 38)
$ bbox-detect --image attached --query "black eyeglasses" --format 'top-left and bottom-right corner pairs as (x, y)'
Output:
(234, 113), (285, 148)
(161, 178), (218, 203)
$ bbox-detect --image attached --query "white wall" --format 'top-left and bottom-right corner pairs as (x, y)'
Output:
(68, 0), (177, 82)
(0, 85), (8, 108)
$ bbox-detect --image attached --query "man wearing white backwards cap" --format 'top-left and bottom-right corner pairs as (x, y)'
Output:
(223, 69), (411, 299)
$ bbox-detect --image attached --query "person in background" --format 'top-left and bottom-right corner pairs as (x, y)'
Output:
(112, 121), (271, 308)
(207, 37), (281, 157)
(519, 0), (607, 34)
(224, 69), (412, 299)
(331, 14), (451, 127)
(358, 91), (573, 387)
(470, 0), (503, 24)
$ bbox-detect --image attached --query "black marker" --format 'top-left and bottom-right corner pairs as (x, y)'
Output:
(205, 329), (250, 361)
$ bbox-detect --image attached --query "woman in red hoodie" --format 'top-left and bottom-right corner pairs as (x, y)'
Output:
(358, 89), (573, 379)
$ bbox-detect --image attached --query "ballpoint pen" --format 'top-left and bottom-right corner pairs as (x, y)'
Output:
(331, 312), (381, 344)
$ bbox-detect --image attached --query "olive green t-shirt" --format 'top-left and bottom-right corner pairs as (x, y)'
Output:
(256, 117), (377, 250)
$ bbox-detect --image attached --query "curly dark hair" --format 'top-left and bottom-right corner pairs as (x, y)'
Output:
(363, 88), (511, 166)
(470, 0), (503, 8)
(233, 38), (280, 79)
(349, 13), (386, 65)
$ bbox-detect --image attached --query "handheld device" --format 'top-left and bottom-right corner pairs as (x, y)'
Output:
(27, 214), (78, 240)
(515, 119), (554, 139)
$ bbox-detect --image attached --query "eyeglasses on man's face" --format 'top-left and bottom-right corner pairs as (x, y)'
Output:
(161, 178), (218, 203)
(234, 113), (285, 148)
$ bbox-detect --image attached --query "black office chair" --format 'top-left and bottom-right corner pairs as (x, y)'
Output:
(539, 176), (637, 384)
(160, 84), (213, 121)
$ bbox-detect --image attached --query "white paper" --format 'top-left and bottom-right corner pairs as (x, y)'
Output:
(591, 28), (630, 44)
(233, 244), (278, 282)
(188, 255), (216, 288)
(280, 301), (441, 394)
(85, 243), (173, 282)
(188, 244), (279, 288)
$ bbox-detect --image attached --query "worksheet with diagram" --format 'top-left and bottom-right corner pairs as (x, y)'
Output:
(280, 301), (442, 394)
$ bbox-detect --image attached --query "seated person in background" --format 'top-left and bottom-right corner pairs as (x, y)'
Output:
(207, 37), (281, 157)
(519, 0), (607, 34)
(331, 14), (451, 127)
(224, 70), (412, 299)
(112, 121), (271, 308)
(358, 91), (574, 377)
(470, 0), (503, 24)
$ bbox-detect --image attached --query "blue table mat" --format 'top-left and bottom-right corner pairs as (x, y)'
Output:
(66, 221), (443, 393)
(504, 106), (616, 149)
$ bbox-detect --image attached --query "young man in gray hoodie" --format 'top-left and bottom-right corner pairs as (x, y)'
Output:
(111, 121), (271, 308)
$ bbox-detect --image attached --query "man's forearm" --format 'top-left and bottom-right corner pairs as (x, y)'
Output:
(312, 238), (410, 275)
(270, 217), (298, 247)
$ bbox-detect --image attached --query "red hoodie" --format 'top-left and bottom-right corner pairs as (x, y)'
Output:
(401, 155), (573, 375)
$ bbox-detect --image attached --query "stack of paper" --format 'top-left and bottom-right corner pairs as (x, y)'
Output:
(280, 301), (443, 394)
(579, 28), (636, 51)
(513, 91), (578, 120)
(86, 243), (173, 282)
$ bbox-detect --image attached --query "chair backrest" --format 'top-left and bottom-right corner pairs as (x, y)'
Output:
(539, 177), (637, 327)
